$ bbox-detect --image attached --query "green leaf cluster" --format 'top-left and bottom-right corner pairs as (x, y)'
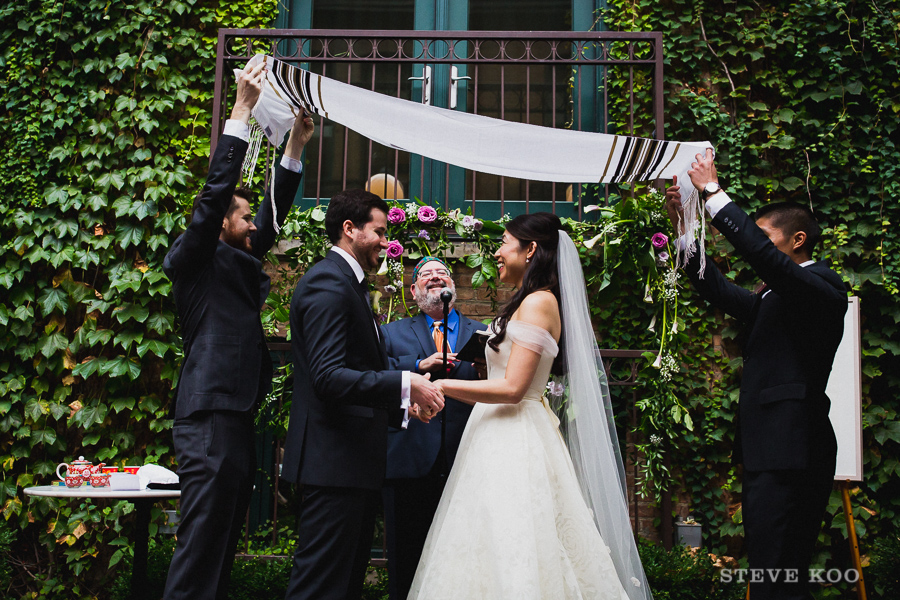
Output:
(600, 0), (900, 590)
(0, 0), (276, 596)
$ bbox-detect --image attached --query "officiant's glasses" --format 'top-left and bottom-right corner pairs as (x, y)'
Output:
(417, 268), (450, 280)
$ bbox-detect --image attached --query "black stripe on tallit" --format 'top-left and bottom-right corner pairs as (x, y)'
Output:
(640, 140), (670, 180)
(618, 138), (646, 182)
(630, 139), (664, 181)
(610, 137), (635, 183)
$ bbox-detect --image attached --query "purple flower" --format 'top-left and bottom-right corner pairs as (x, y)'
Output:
(651, 232), (669, 249)
(461, 215), (475, 228)
(386, 240), (404, 259)
(417, 229), (431, 240)
(473, 219), (483, 231)
(387, 207), (406, 224)
(417, 205), (437, 223)
(658, 251), (669, 262)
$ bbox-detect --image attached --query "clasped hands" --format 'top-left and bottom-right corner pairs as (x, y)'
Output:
(409, 372), (445, 424)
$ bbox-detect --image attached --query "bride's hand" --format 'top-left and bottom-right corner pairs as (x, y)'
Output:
(409, 403), (432, 424)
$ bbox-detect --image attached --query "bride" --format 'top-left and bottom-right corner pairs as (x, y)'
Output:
(408, 213), (651, 599)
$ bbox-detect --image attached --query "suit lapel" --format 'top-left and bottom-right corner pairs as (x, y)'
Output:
(456, 312), (476, 351)
(412, 313), (436, 356)
(326, 251), (382, 353)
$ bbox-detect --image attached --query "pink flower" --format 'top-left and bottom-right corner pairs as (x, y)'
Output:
(387, 207), (406, 224)
(461, 215), (475, 228)
(386, 240), (404, 259)
(417, 205), (437, 223)
(651, 232), (669, 249)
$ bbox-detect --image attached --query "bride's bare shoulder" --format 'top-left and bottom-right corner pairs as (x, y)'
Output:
(511, 291), (560, 339)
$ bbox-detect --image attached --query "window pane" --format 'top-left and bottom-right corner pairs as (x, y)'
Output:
(468, 0), (571, 31)
(312, 0), (415, 30)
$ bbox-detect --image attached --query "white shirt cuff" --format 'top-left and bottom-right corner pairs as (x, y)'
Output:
(704, 191), (732, 219)
(280, 155), (303, 173)
(400, 371), (411, 429)
(223, 119), (250, 142)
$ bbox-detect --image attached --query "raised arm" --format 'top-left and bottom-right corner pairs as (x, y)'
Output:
(666, 177), (756, 322)
(164, 62), (266, 277)
(250, 110), (315, 259)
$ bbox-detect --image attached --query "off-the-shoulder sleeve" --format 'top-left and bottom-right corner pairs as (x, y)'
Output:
(506, 320), (559, 357)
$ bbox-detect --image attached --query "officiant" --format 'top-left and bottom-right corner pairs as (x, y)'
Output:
(381, 257), (487, 600)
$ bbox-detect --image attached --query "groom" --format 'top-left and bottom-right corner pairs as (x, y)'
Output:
(667, 150), (847, 599)
(282, 189), (445, 600)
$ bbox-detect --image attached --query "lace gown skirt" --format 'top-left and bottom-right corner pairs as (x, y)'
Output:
(408, 321), (629, 600)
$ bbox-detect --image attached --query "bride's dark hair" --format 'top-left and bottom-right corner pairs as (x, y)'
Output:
(489, 212), (565, 374)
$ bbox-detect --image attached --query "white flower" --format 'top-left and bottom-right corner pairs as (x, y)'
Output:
(671, 321), (679, 334)
(546, 381), (565, 396)
(583, 233), (604, 249)
(652, 353), (662, 369)
(583, 204), (600, 213)
(384, 285), (397, 294)
(461, 215), (475, 228)
(643, 285), (653, 304)
(377, 255), (389, 276)
(647, 315), (657, 333)
(650, 434), (663, 445)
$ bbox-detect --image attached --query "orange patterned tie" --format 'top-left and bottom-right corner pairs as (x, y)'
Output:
(433, 321), (444, 353)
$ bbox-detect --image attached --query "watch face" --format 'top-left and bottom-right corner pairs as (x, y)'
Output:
(705, 182), (719, 194)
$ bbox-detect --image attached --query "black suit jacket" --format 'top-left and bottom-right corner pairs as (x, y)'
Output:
(163, 134), (302, 419)
(282, 251), (405, 491)
(382, 311), (486, 479)
(685, 202), (846, 472)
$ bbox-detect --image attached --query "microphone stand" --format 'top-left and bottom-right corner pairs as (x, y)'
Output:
(439, 289), (452, 476)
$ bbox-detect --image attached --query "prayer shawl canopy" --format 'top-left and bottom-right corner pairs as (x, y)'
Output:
(237, 54), (713, 267)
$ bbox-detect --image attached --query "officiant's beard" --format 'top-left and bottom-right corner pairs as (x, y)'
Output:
(416, 284), (456, 316)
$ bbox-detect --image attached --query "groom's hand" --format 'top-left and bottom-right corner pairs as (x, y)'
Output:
(410, 372), (444, 418)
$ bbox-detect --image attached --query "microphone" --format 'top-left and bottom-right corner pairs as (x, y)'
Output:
(440, 287), (453, 304)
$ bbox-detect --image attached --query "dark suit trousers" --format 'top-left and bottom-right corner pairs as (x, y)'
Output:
(285, 486), (380, 600)
(383, 458), (447, 600)
(164, 411), (256, 600)
(743, 458), (835, 600)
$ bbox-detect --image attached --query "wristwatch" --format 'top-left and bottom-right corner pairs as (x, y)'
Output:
(702, 181), (722, 200)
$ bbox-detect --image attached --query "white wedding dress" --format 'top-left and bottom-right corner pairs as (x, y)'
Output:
(408, 319), (631, 600)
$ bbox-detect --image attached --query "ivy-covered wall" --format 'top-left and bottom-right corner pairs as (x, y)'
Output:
(0, 0), (278, 596)
(597, 0), (900, 595)
(1, 0), (898, 598)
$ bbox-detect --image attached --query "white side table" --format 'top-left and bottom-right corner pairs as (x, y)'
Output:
(24, 485), (180, 600)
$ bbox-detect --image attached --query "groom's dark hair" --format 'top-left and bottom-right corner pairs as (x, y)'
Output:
(325, 189), (389, 243)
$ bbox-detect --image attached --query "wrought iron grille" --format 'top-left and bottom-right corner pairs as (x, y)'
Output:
(213, 29), (664, 219)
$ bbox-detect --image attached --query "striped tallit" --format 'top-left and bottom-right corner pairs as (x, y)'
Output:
(237, 54), (712, 269)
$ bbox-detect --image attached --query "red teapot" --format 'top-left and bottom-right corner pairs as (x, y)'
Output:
(56, 457), (105, 484)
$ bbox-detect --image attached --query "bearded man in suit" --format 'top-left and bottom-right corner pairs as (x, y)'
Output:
(282, 190), (445, 600)
(666, 149), (847, 600)
(163, 61), (314, 600)
(381, 257), (487, 600)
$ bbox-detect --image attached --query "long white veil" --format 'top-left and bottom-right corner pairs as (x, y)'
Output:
(552, 231), (652, 600)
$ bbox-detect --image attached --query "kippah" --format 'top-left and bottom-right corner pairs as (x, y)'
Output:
(412, 256), (451, 280)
